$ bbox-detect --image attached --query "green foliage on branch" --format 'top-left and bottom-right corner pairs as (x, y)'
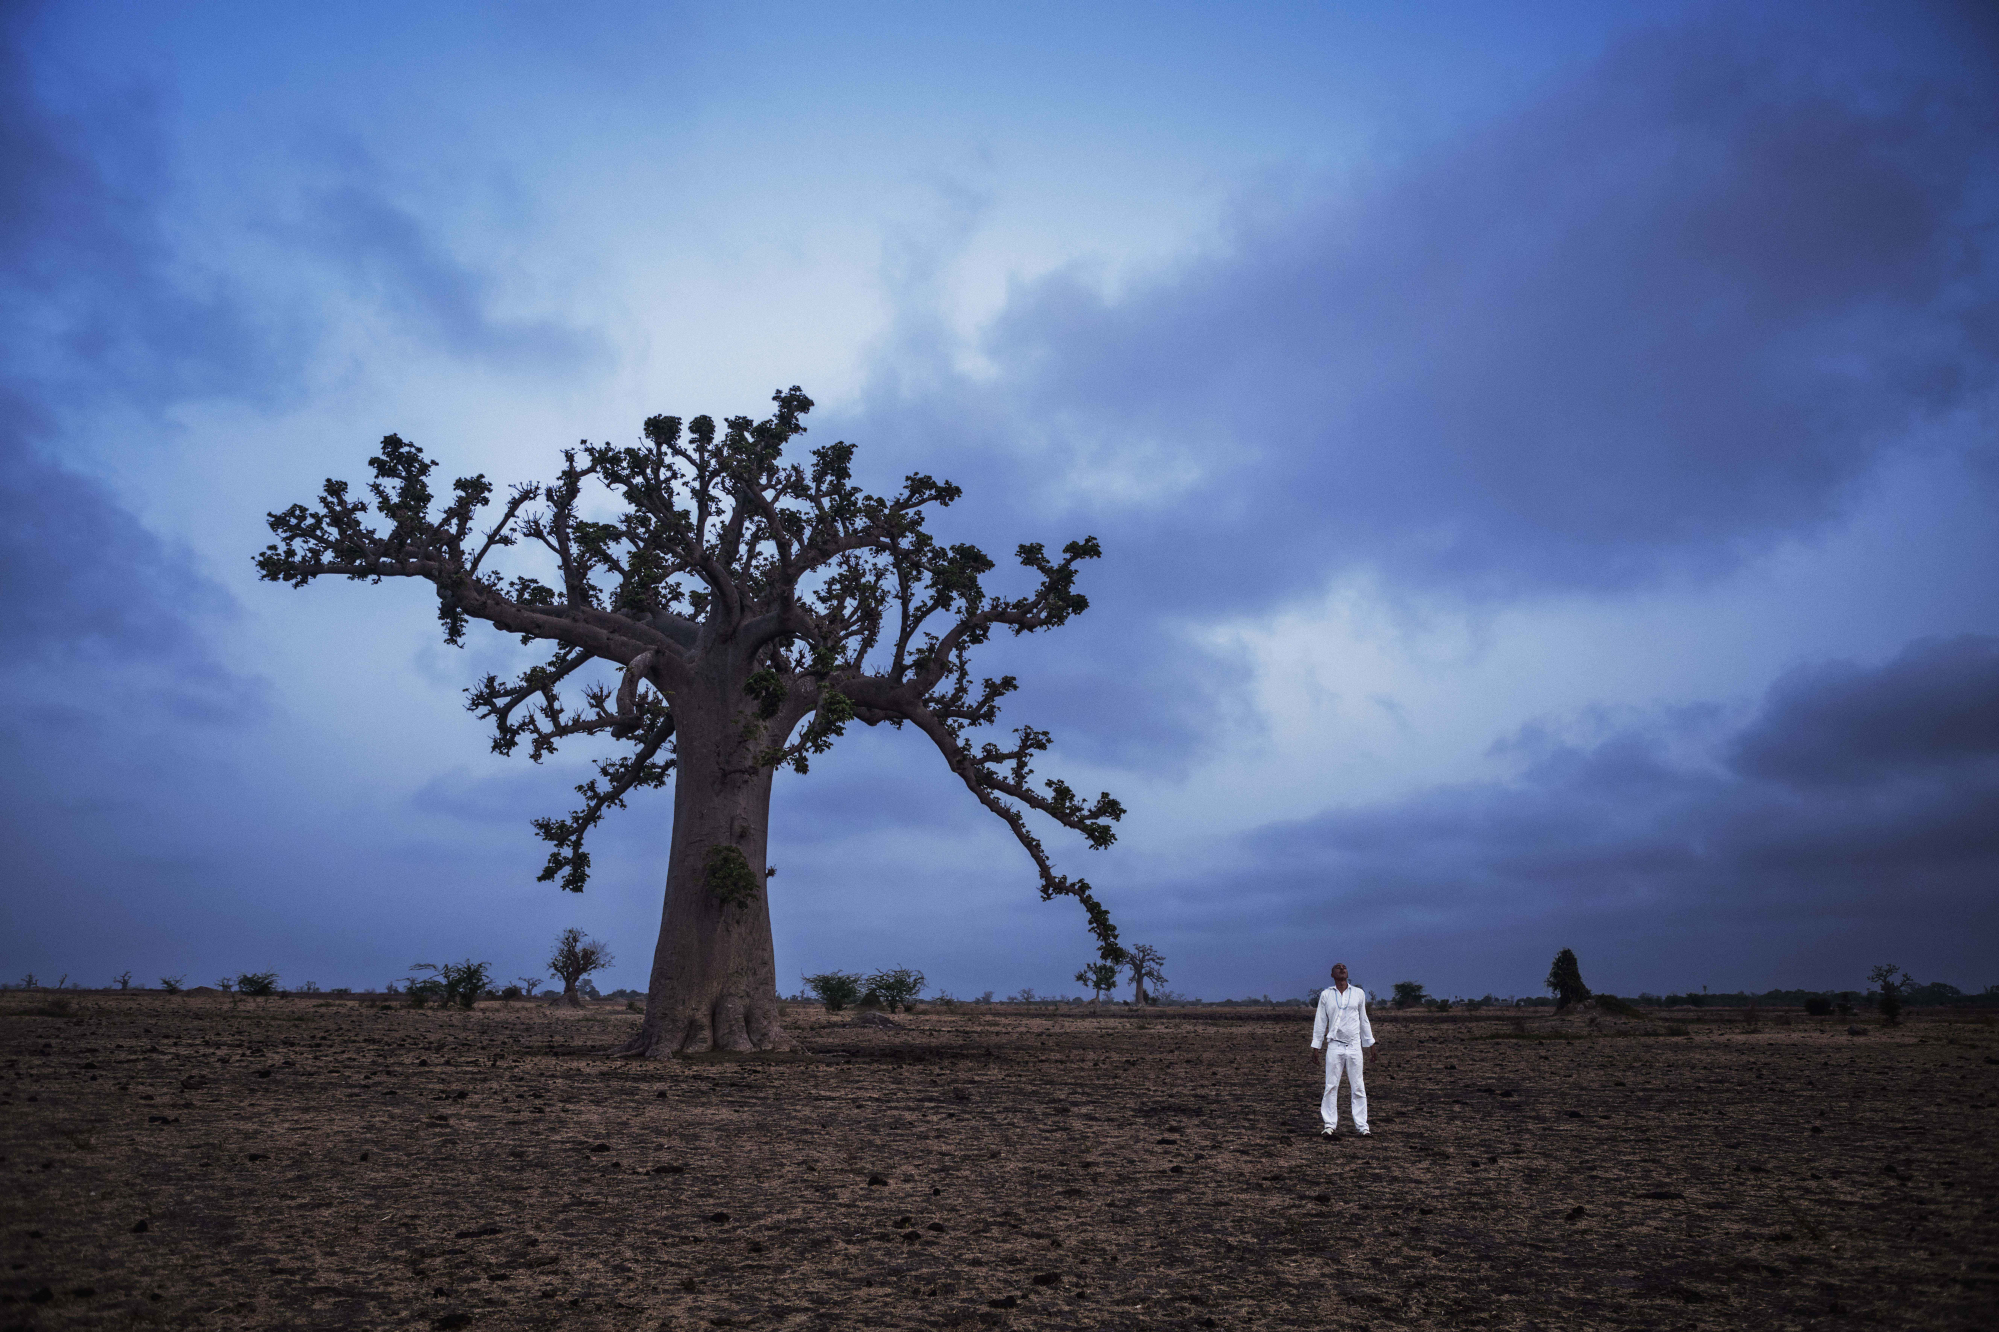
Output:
(705, 845), (760, 910)
(1075, 958), (1123, 1001)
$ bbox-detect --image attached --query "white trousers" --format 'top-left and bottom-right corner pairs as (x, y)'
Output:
(1320, 1043), (1368, 1131)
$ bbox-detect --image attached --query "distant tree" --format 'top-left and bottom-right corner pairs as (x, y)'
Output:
(499, 985), (524, 1003)
(515, 975), (545, 998)
(803, 972), (864, 1011)
(159, 975), (185, 995)
(216, 977), (235, 993)
(113, 971), (133, 991)
(257, 389), (1124, 1057)
(1804, 995), (1833, 1017)
(1545, 949), (1590, 1012)
(863, 967), (926, 1013)
(1391, 981), (1427, 1010)
(235, 971), (279, 997)
(549, 929), (614, 1007)
(1124, 945), (1167, 1005)
(1869, 963), (1912, 1023)
(1075, 958), (1122, 1003)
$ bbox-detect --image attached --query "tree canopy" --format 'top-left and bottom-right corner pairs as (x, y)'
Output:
(257, 388), (1124, 960)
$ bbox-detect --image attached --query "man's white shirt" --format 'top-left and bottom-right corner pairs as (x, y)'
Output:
(1311, 984), (1375, 1049)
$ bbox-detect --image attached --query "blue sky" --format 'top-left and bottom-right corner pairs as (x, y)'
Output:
(4, 0), (1995, 1001)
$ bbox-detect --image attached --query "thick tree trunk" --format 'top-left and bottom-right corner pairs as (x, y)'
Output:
(618, 698), (790, 1057)
(557, 979), (580, 1008)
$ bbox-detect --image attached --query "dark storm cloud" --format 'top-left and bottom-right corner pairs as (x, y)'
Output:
(0, 4), (254, 679)
(837, 5), (1999, 772)
(1733, 634), (1999, 786)
(1154, 635), (1999, 990)
(975, 12), (1995, 595)
(297, 177), (607, 372)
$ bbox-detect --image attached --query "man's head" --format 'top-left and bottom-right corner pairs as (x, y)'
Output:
(1330, 963), (1349, 989)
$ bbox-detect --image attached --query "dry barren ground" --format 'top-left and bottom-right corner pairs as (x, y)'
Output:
(2, 994), (1996, 1332)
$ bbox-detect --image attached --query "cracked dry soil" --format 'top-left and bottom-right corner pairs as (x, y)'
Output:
(2, 995), (1996, 1331)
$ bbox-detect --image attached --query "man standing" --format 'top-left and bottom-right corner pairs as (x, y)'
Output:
(1311, 963), (1375, 1137)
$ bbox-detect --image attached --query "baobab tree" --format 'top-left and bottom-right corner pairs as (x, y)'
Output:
(548, 928), (613, 1007)
(1126, 944), (1167, 1005)
(257, 388), (1123, 1056)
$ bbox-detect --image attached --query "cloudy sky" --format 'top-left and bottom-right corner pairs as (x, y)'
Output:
(4, 0), (1995, 1001)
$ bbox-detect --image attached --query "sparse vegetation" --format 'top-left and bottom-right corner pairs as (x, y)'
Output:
(158, 975), (185, 995)
(234, 971), (279, 997)
(2, 987), (1982, 1328)
(113, 971), (133, 990)
(1392, 981), (1428, 1010)
(409, 959), (493, 1010)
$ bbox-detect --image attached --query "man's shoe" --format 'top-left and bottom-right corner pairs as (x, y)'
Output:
(1320, 1127), (1338, 1138)
(1355, 1129), (1371, 1136)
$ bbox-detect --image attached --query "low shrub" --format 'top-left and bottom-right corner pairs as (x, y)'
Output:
(158, 975), (185, 995)
(864, 967), (926, 1013)
(235, 971), (280, 997)
(803, 971), (864, 1013)
(408, 959), (491, 1010)
(1804, 995), (1833, 1016)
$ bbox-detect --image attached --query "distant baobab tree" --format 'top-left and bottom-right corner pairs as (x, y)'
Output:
(258, 388), (1123, 1056)
(547, 929), (612, 1008)
(1126, 944), (1166, 1005)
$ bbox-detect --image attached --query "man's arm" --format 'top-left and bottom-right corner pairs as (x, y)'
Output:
(1310, 990), (1327, 1051)
(1359, 990), (1375, 1048)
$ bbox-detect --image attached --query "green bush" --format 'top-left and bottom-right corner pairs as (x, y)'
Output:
(1391, 981), (1427, 1010)
(408, 959), (491, 1010)
(235, 971), (280, 997)
(863, 967), (926, 1013)
(803, 971), (864, 1012)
